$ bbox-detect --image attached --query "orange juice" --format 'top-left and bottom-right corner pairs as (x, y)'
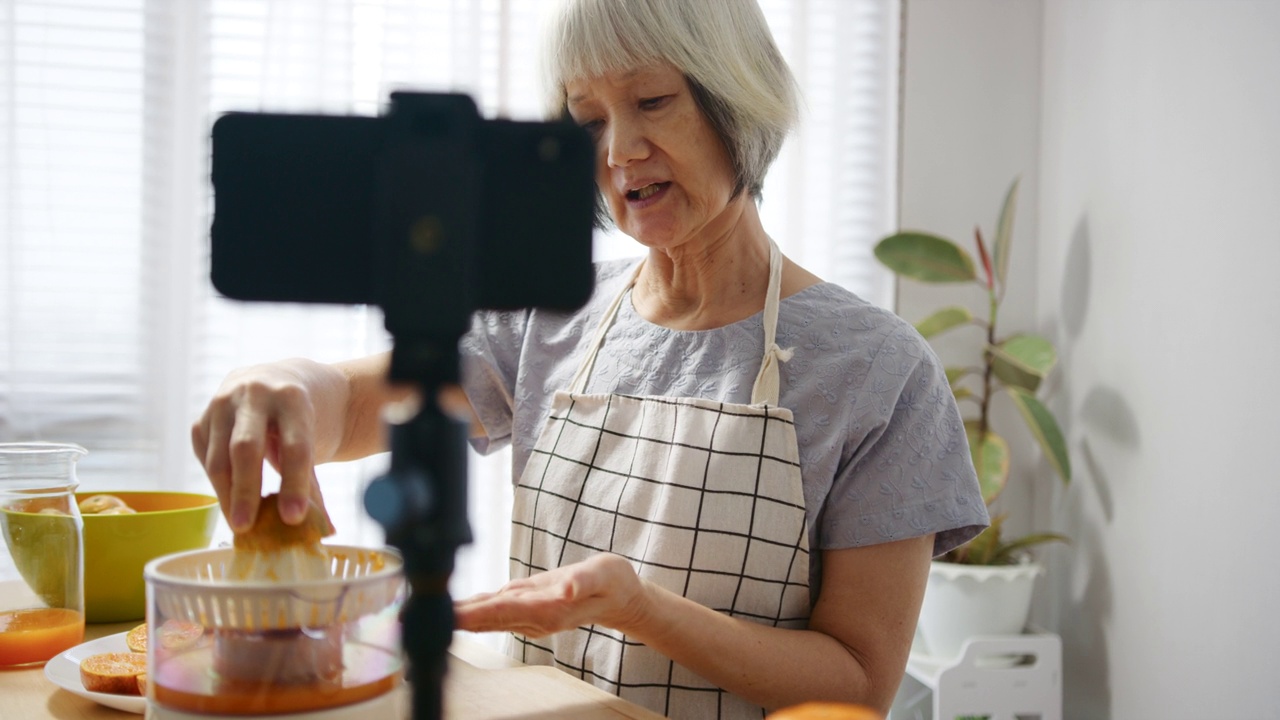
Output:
(153, 674), (399, 715)
(0, 607), (85, 666)
(153, 638), (401, 715)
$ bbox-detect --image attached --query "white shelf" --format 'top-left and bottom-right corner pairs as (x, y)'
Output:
(891, 631), (1062, 720)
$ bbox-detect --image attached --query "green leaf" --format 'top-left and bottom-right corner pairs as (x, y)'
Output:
(946, 516), (1070, 566)
(993, 177), (1020, 288)
(1006, 389), (1072, 484)
(952, 386), (974, 402)
(875, 232), (977, 283)
(990, 334), (1057, 392)
(945, 366), (971, 385)
(914, 305), (973, 339)
(954, 514), (1005, 564)
(1001, 334), (1057, 375)
(966, 422), (1009, 503)
(990, 532), (1070, 566)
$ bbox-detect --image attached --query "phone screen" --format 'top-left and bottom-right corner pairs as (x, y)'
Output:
(209, 96), (595, 317)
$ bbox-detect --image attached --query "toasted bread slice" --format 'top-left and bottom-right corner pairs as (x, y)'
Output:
(125, 623), (147, 652)
(80, 652), (147, 695)
(136, 672), (148, 696)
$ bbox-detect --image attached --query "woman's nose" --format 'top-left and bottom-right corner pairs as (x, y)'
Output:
(605, 115), (648, 167)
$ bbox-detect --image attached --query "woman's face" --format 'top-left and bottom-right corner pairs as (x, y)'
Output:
(565, 64), (740, 251)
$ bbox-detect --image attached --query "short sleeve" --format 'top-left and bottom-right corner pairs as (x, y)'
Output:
(458, 308), (530, 455)
(820, 323), (989, 557)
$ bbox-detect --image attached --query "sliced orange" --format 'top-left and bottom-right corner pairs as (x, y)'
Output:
(158, 620), (205, 650)
(233, 493), (333, 553)
(80, 652), (147, 695)
(766, 702), (883, 720)
(125, 623), (147, 652)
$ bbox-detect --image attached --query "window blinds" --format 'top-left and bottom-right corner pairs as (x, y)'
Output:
(1, 0), (158, 485)
(1, 0), (900, 556)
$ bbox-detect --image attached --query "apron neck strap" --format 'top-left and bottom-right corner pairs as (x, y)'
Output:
(568, 259), (644, 394)
(569, 239), (790, 405)
(750, 239), (790, 406)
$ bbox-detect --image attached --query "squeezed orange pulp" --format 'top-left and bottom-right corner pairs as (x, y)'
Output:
(0, 607), (85, 666)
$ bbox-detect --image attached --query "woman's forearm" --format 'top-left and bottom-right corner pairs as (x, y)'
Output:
(454, 539), (930, 714)
(625, 584), (875, 712)
(625, 537), (932, 714)
(330, 352), (396, 461)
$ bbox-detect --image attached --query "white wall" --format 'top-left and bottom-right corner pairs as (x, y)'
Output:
(898, 0), (1046, 541)
(901, 1), (1280, 717)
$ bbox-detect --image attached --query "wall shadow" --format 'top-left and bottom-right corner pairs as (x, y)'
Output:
(1050, 213), (1143, 719)
(1061, 216), (1091, 340)
(1059, 488), (1114, 720)
(1077, 387), (1142, 523)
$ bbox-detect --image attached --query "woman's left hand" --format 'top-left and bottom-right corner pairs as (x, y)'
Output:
(454, 553), (650, 637)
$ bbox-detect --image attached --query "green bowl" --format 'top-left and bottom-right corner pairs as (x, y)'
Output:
(78, 491), (219, 623)
(1, 505), (81, 612)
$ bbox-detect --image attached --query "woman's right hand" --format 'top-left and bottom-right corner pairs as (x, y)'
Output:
(191, 357), (351, 533)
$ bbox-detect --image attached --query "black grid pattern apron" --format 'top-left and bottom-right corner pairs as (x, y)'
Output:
(509, 240), (811, 719)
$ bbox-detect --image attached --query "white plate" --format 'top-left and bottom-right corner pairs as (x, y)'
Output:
(44, 631), (146, 714)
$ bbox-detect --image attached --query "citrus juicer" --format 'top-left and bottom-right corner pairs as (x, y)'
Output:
(142, 545), (408, 720)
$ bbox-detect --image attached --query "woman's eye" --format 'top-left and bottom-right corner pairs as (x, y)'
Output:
(639, 95), (671, 110)
(579, 119), (603, 136)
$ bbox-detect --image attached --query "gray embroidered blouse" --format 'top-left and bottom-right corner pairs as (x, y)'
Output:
(460, 257), (989, 596)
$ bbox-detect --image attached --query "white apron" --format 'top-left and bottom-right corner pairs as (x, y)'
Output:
(508, 240), (810, 719)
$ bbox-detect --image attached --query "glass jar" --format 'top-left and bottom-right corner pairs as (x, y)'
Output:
(0, 442), (87, 666)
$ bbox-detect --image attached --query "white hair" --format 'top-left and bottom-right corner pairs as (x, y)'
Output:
(540, 0), (800, 202)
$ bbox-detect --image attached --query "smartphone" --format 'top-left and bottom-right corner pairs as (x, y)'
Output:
(209, 93), (596, 327)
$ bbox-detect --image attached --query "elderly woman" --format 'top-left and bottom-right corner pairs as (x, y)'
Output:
(192, 0), (987, 717)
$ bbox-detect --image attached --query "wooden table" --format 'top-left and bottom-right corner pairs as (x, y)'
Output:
(1, 623), (665, 719)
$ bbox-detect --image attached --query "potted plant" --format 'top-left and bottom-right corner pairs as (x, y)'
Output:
(874, 177), (1070, 659)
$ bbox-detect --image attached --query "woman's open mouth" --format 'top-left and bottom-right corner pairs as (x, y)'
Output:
(626, 182), (670, 203)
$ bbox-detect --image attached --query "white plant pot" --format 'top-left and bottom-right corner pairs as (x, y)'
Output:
(915, 560), (1042, 661)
